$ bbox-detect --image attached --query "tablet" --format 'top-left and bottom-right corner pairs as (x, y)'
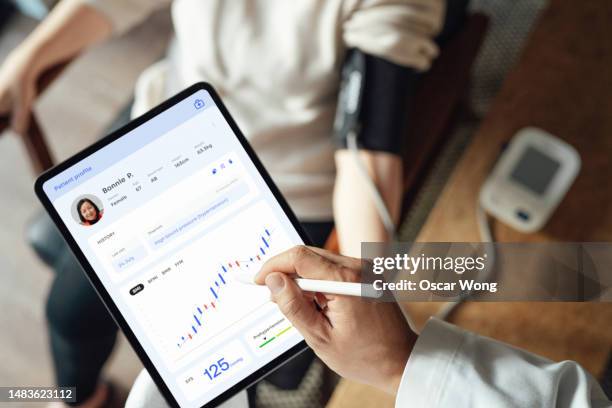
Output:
(35, 83), (310, 407)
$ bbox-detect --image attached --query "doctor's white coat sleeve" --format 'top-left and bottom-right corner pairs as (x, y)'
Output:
(395, 318), (610, 407)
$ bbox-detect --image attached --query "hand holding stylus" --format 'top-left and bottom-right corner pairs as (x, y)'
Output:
(255, 245), (416, 395)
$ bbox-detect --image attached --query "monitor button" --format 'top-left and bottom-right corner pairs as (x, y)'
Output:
(516, 209), (530, 221)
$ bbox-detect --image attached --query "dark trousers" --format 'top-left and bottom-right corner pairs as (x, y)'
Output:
(45, 221), (333, 404)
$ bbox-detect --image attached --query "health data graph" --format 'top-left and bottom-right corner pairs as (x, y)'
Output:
(176, 226), (275, 349)
(122, 201), (295, 368)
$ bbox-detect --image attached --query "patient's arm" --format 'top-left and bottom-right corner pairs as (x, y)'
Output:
(333, 149), (402, 257)
(0, 0), (112, 133)
(333, 51), (421, 257)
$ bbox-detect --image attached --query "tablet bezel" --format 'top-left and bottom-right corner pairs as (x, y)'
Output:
(34, 82), (312, 408)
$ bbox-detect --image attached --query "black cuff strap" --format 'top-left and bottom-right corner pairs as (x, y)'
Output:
(335, 49), (421, 156)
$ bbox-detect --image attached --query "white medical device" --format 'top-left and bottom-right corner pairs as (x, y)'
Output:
(479, 127), (581, 233)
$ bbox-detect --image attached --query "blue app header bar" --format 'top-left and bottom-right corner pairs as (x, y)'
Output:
(43, 89), (213, 202)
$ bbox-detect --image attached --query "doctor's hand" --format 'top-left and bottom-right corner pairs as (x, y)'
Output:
(255, 245), (416, 395)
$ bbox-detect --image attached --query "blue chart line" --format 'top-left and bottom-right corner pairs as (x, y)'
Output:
(177, 228), (274, 348)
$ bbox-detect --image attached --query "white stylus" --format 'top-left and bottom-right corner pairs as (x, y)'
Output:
(233, 271), (382, 299)
(292, 278), (382, 299)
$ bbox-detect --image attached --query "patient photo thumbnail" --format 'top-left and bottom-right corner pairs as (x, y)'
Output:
(72, 195), (104, 226)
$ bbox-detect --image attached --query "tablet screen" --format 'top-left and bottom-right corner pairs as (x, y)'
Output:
(39, 86), (306, 407)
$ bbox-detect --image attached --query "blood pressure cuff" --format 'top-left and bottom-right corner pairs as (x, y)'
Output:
(335, 49), (421, 156)
(335, 0), (471, 155)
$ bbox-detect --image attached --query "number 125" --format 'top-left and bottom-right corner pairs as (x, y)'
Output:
(203, 358), (230, 381)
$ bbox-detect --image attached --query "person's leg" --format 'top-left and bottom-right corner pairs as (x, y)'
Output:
(124, 370), (170, 408)
(300, 221), (335, 249)
(46, 249), (119, 405)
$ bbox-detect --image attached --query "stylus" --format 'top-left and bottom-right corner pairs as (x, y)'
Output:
(233, 271), (382, 299)
(293, 278), (382, 299)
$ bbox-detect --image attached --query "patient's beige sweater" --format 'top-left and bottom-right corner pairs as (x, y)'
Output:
(85, 0), (443, 220)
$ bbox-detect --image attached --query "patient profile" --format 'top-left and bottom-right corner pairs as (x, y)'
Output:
(77, 197), (103, 226)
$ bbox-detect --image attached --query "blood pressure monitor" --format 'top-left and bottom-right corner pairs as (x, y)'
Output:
(479, 127), (581, 233)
